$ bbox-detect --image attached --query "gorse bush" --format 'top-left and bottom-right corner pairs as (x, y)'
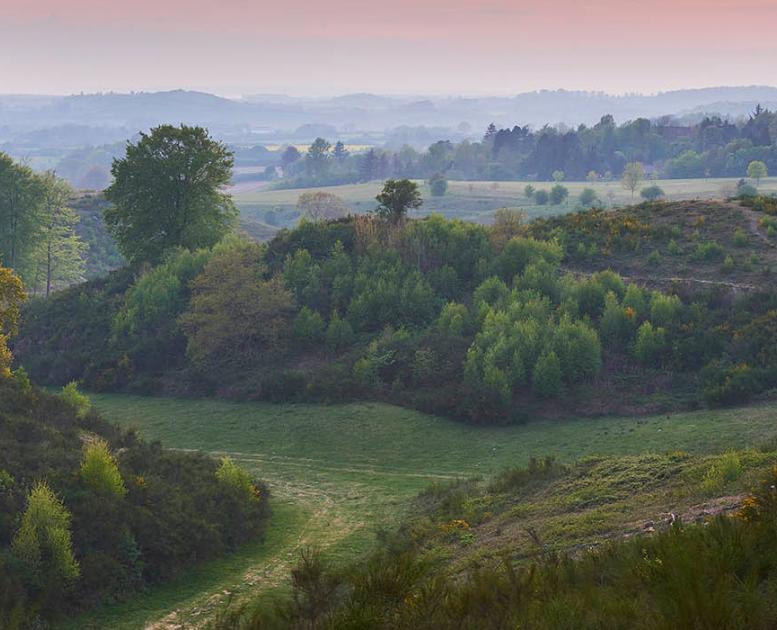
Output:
(216, 457), (260, 504)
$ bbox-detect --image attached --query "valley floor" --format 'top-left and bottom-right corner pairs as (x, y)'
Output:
(69, 395), (777, 628)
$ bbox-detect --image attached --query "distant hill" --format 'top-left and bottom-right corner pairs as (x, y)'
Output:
(3, 86), (777, 140)
(3, 86), (777, 188)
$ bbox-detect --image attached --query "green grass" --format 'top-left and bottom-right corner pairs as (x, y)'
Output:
(235, 177), (777, 230)
(75, 395), (777, 627)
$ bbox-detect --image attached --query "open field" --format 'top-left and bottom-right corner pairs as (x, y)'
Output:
(71, 394), (777, 628)
(234, 177), (777, 235)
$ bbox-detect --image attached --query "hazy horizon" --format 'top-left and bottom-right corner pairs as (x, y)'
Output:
(2, 0), (775, 96)
(3, 85), (777, 101)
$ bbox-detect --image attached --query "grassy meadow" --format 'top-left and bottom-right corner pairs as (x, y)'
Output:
(235, 176), (777, 237)
(71, 394), (777, 628)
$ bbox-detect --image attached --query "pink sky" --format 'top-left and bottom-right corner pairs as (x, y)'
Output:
(1, 0), (775, 95)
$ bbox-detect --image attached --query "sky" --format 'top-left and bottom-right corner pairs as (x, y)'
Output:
(1, 0), (776, 96)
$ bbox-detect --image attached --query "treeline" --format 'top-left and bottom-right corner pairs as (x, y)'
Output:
(0, 268), (268, 627)
(0, 153), (88, 296)
(274, 107), (777, 186)
(214, 460), (777, 629)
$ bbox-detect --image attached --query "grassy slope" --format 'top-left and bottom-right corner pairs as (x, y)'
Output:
(72, 394), (777, 628)
(235, 177), (777, 231)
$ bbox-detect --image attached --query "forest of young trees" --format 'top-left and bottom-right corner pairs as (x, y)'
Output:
(274, 108), (777, 187)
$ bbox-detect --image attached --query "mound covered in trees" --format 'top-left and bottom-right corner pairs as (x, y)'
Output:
(0, 374), (268, 627)
(15, 200), (777, 422)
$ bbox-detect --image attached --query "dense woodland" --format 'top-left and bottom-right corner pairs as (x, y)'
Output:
(274, 108), (777, 187)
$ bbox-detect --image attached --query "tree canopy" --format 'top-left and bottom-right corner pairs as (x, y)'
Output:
(374, 179), (423, 223)
(104, 125), (237, 264)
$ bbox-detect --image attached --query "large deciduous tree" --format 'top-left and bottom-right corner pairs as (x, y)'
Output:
(104, 125), (236, 264)
(297, 192), (349, 222)
(374, 179), (422, 223)
(179, 241), (294, 368)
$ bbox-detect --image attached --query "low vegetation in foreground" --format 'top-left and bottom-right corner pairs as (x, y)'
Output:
(69, 392), (777, 628)
(218, 450), (777, 629)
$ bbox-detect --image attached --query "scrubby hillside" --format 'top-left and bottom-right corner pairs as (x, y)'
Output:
(527, 198), (777, 289)
(15, 199), (777, 423)
(0, 376), (269, 628)
(217, 448), (777, 629)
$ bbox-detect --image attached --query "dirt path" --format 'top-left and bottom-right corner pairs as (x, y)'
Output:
(564, 267), (758, 292)
(144, 475), (355, 629)
(140, 451), (450, 629)
(740, 205), (777, 250)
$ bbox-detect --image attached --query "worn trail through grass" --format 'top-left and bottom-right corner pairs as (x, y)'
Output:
(71, 395), (777, 629)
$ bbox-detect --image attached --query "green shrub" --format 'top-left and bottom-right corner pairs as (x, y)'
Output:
(693, 241), (725, 262)
(647, 249), (661, 266)
(532, 351), (563, 397)
(667, 239), (681, 256)
(12, 482), (80, 581)
(732, 228), (748, 247)
(325, 311), (355, 351)
(701, 452), (742, 494)
(578, 188), (598, 207)
(216, 457), (260, 504)
(640, 185), (665, 201)
(80, 438), (127, 497)
(494, 237), (563, 282)
(737, 183), (758, 198)
(293, 307), (325, 345)
(429, 174), (448, 197)
(634, 321), (668, 366)
(60, 381), (91, 418)
(549, 184), (569, 205)
(436, 302), (471, 337)
(649, 293), (681, 328)
(701, 361), (762, 406)
(552, 317), (602, 383)
(599, 292), (634, 349)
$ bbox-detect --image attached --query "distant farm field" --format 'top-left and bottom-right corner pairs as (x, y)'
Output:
(73, 394), (777, 628)
(234, 177), (777, 237)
